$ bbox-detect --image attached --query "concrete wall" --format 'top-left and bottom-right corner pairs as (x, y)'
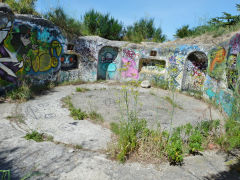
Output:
(0, 4), (238, 117)
(69, 36), (238, 116)
(0, 4), (67, 92)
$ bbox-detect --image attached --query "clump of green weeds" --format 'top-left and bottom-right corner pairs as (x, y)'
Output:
(151, 78), (169, 90)
(164, 96), (183, 109)
(76, 87), (90, 92)
(62, 96), (88, 120)
(166, 132), (183, 165)
(89, 111), (104, 123)
(24, 131), (43, 142)
(6, 81), (31, 102)
(5, 80), (56, 102)
(58, 79), (85, 86)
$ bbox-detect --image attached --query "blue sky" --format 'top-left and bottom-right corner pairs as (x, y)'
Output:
(36, 0), (240, 40)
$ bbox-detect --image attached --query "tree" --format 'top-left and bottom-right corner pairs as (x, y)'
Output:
(82, 9), (123, 40)
(174, 25), (192, 38)
(124, 18), (166, 43)
(45, 8), (82, 39)
(5, 0), (39, 15)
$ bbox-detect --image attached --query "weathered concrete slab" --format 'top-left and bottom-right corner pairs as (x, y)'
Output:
(71, 83), (223, 130)
(0, 83), (239, 180)
(19, 85), (111, 151)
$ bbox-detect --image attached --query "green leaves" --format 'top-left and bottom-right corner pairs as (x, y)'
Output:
(124, 18), (166, 43)
(82, 9), (123, 40)
(5, 0), (39, 15)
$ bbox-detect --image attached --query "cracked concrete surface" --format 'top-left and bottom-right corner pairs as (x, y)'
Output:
(0, 82), (239, 180)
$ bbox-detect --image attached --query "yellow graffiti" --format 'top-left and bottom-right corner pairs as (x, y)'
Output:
(51, 40), (62, 56)
(31, 40), (62, 72)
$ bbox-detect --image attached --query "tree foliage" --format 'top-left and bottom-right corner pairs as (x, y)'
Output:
(174, 25), (192, 38)
(175, 4), (240, 39)
(124, 18), (166, 43)
(82, 9), (123, 40)
(45, 8), (82, 39)
(5, 0), (39, 15)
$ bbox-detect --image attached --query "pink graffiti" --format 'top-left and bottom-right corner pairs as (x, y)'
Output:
(229, 33), (240, 55)
(123, 49), (136, 59)
(121, 58), (139, 79)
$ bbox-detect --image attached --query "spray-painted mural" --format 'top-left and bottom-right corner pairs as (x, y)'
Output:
(97, 46), (118, 80)
(121, 48), (141, 79)
(207, 46), (226, 80)
(73, 38), (98, 81)
(60, 54), (78, 70)
(182, 51), (208, 92)
(0, 5), (65, 89)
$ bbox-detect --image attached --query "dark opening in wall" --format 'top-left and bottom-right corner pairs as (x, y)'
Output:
(67, 44), (74, 50)
(139, 58), (166, 72)
(61, 54), (78, 70)
(187, 51), (208, 71)
(150, 50), (157, 56)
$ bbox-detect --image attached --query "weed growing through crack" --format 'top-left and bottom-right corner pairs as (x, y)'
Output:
(24, 131), (54, 142)
(5, 80), (56, 102)
(108, 76), (236, 165)
(24, 131), (44, 142)
(89, 111), (104, 123)
(76, 87), (90, 92)
(6, 114), (25, 124)
(164, 96), (183, 110)
(75, 144), (83, 149)
(62, 96), (88, 120)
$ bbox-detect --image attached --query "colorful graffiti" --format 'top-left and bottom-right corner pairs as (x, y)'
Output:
(182, 51), (207, 91)
(73, 38), (98, 81)
(0, 6), (65, 88)
(60, 54), (78, 70)
(208, 46), (226, 80)
(121, 49), (139, 79)
(98, 46), (118, 80)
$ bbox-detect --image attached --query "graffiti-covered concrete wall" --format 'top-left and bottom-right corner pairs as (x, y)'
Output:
(0, 3), (239, 117)
(71, 35), (238, 116)
(0, 3), (67, 92)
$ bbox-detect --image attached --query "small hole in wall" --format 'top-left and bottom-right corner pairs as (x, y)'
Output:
(150, 50), (157, 56)
(67, 44), (74, 50)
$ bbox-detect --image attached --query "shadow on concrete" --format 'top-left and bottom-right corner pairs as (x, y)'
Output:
(204, 154), (240, 180)
(0, 147), (21, 180)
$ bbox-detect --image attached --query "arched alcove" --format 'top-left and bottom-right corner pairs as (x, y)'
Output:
(182, 51), (208, 91)
(97, 46), (118, 80)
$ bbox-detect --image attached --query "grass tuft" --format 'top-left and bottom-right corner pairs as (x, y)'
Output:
(76, 87), (90, 92)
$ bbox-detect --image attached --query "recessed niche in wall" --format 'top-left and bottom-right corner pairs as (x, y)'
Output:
(150, 50), (157, 56)
(139, 58), (166, 72)
(67, 44), (74, 50)
(60, 54), (78, 70)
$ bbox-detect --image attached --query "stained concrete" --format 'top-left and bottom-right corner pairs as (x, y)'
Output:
(0, 82), (239, 180)
(71, 83), (223, 130)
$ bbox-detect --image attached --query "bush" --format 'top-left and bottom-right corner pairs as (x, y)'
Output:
(114, 114), (147, 162)
(82, 9), (123, 40)
(5, 0), (39, 15)
(6, 82), (31, 102)
(166, 132), (183, 165)
(188, 130), (203, 154)
(124, 18), (166, 43)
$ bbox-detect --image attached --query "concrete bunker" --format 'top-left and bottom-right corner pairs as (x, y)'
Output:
(182, 51), (208, 91)
(97, 46), (118, 80)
